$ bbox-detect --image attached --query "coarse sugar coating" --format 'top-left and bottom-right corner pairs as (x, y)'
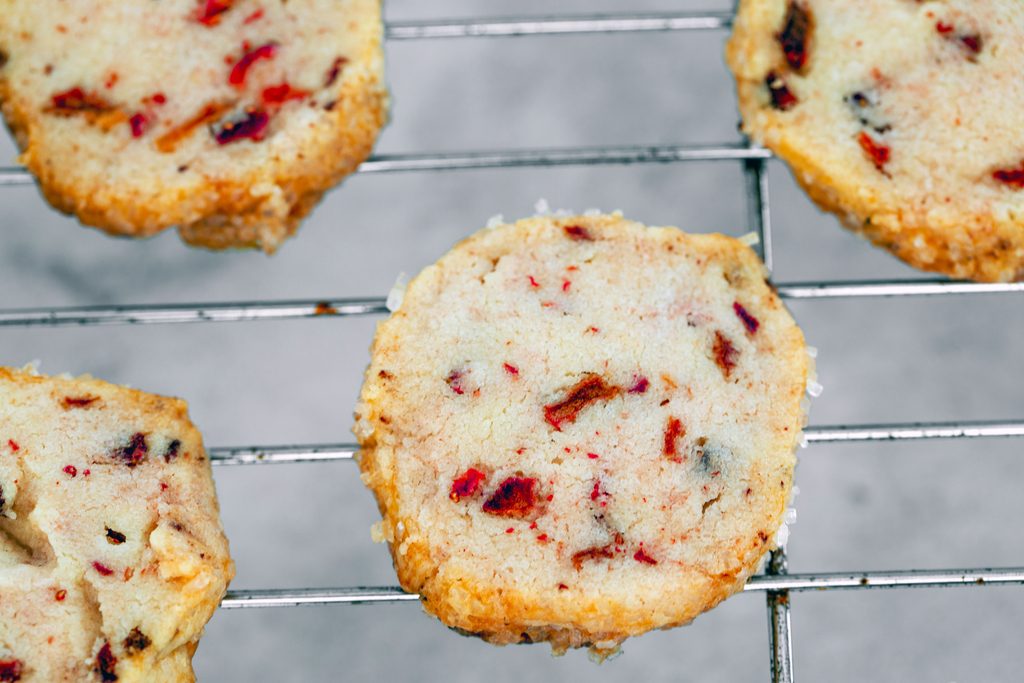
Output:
(0, 367), (233, 682)
(0, 0), (387, 252)
(355, 213), (809, 656)
(727, 0), (1024, 282)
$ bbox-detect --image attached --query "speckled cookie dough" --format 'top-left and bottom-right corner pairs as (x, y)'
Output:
(0, 0), (388, 252)
(0, 367), (233, 682)
(728, 0), (1024, 282)
(355, 213), (809, 657)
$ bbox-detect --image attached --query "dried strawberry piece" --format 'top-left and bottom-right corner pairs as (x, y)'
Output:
(324, 57), (349, 87)
(262, 83), (310, 105)
(129, 113), (148, 138)
(213, 108), (270, 144)
(113, 433), (148, 467)
(776, 2), (813, 72)
(733, 302), (760, 335)
(7, 439), (18, 452)
(92, 561), (114, 576)
(633, 547), (658, 565)
(156, 102), (231, 153)
(243, 8), (265, 24)
(229, 43), (278, 87)
(628, 376), (649, 394)
(105, 528), (126, 545)
(571, 545), (614, 570)
(164, 439), (181, 463)
(445, 369), (467, 395)
(543, 375), (621, 431)
(122, 628), (151, 654)
(765, 72), (797, 111)
(95, 642), (117, 682)
(62, 395), (98, 408)
(936, 21), (954, 34)
(197, 0), (234, 26)
(712, 331), (739, 378)
(63, 465), (77, 478)
(482, 476), (537, 518)
(0, 659), (22, 682)
(858, 131), (891, 173)
(563, 225), (594, 241)
(450, 468), (486, 502)
(663, 417), (685, 461)
(55, 588), (67, 601)
(503, 363), (519, 376)
(993, 164), (1024, 188)
(960, 34), (982, 54)
(48, 87), (113, 114)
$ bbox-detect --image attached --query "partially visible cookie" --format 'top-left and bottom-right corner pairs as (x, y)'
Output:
(0, 0), (387, 252)
(728, 0), (1024, 282)
(0, 367), (233, 682)
(355, 213), (809, 656)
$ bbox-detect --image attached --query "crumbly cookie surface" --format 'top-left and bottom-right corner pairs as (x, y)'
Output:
(355, 214), (809, 655)
(0, 0), (387, 252)
(0, 367), (233, 682)
(728, 0), (1024, 282)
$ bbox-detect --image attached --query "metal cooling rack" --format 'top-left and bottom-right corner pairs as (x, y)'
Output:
(2, 9), (1024, 683)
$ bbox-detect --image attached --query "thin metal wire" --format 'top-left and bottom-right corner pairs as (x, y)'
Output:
(206, 420), (1024, 466)
(218, 567), (1024, 609)
(766, 550), (793, 683)
(2, 277), (1020, 327)
(385, 12), (733, 40)
(742, 155), (774, 274)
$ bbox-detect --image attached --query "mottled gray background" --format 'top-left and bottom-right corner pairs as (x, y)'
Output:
(2, 1), (1022, 681)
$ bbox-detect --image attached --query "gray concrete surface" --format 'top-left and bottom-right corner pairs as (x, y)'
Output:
(1, 1), (1022, 681)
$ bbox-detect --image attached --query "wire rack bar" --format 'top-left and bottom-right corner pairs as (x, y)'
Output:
(2, 277), (1019, 327)
(765, 549), (793, 683)
(219, 567), (1024, 609)
(742, 156), (774, 274)
(0, 144), (768, 187)
(207, 420), (1024, 467)
(385, 12), (733, 40)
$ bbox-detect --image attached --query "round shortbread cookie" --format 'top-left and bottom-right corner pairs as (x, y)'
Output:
(0, 0), (387, 252)
(727, 0), (1024, 282)
(355, 213), (809, 655)
(0, 367), (233, 682)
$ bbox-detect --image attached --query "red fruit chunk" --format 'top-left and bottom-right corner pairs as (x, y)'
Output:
(858, 131), (891, 172)
(993, 164), (1024, 188)
(627, 376), (649, 394)
(114, 432), (148, 467)
(765, 72), (798, 111)
(450, 468), (486, 502)
(129, 113), (148, 138)
(243, 8), (265, 24)
(733, 302), (760, 335)
(63, 465), (77, 478)
(229, 43), (278, 87)
(155, 101), (230, 153)
(590, 480), (607, 501)
(634, 547), (658, 565)
(936, 21), (954, 34)
(262, 83), (310, 105)
(960, 34), (982, 54)
(558, 583), (569, 590)
(62, 395), (98, 408)
(196, 0), (233, 26)
(482, 476), (537, 518)
(324, 57), (349, 87)
(49, 87), (113, 114)
(152, 93), (167, 105)
(528, 275), (540, 288)
(95, 642), (118, 682)
(571, 545), (614, 570)
(7, 439), (18, 452)
(564, 225), (594, 241)
(164, 439), (181, 463)
(536, 533), (548, 542)
(587, 452), (599, 459)
(55, 588), (67, 601)
(503, 363), (519, 376)
(562, 280), (571, 292)
(123, 628), (151, 654)
(445, 369), (466, 395)
(0, 659), (22, 683)
(712, 331), (739, 378)
(777, 2), (812, 71)
(543, 375), (621, 431)
(213, 108), (270, 144)
(663, 417), (685, 461)
(92, 561), (114, 576)
(106, 528), (126, 545)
